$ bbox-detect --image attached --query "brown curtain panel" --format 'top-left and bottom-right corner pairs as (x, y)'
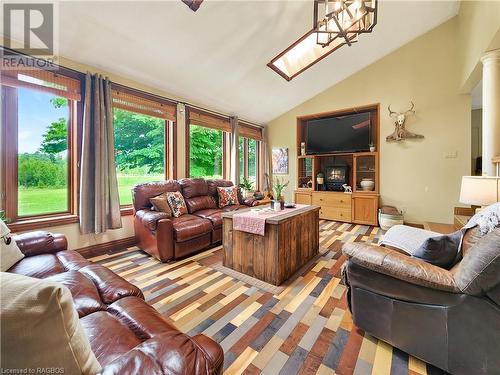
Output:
(259, 127), (271, 193)
(79, 73), (122, 234)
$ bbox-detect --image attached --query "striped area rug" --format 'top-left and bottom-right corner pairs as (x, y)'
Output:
(89, 220), (447, 375)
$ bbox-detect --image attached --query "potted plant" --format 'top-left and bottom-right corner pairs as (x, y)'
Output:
(316, 172), (324, 188)
(273, 177), (289, 210)
(240, 177), (254, 198)
(369, 143), (376, 152)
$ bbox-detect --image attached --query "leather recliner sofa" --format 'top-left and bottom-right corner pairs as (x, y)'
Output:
(342, 226), (500, 375)
(133, 178), (256, 262)
(6, 231), (224, 374)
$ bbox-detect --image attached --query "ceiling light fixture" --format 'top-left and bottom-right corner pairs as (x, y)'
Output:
(268, 0), (377, 81)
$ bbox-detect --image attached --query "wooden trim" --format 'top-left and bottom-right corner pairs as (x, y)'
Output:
(8, 215), (79, 232)
(188, 107), (231, 132)
(120, 206), (134, 216)
(76, 236), (137, 259)
(239, 122), (263, 141)
(2, 86), (18, 222)
(297, 103), (380, 121)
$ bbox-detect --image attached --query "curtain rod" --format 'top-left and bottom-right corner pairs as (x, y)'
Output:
(1, 46), (264, 129)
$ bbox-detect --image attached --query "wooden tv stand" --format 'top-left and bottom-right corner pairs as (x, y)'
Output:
(294, 190), (378, 226)
(295, 104), (380, 226)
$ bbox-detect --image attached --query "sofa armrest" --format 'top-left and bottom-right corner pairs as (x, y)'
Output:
(13, 231), (68, 257)
(98, 333), (223, 375)
(343, 243), (459, 293)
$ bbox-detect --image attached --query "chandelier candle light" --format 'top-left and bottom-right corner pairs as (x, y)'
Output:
(268, 0), (377, 81)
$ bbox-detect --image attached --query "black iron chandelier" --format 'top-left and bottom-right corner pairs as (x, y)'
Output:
(268, 0), (378, 81)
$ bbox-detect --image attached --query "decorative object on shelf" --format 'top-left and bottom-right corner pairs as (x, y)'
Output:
(272, 148), (289, 174)
(360, 178), (375, 191)
(307, 180), (313, 188)
(268, 0), (378, 81)
(316, 172), (325, 191)
(369, 143), (375, 152)
(300, 142), (306, 156)
(378, 205), (404, 230)
(240, 177), (255, 199)
(342, 184), (352, 193)
(386, 102), (423, 142)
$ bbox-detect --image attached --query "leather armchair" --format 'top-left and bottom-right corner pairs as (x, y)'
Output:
(342, 227), (500, 375)
(7, 231), (224, 375)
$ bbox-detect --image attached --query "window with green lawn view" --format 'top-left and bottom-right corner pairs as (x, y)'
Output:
(16, 90), (70, 216)
(239, 137), (257, 186)
(113, 108), (167, 206)
(189, 124), (224, 179)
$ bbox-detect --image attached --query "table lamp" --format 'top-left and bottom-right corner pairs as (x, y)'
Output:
(459, 176), (500, 212)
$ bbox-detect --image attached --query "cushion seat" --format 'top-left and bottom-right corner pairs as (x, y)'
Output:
(171, 214), (213, 242)
(194, 208), (224, 228)
(136, 209), (170, 231)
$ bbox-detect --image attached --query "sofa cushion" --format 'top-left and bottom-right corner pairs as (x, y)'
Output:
(217, 186), (239, 208)
(185, 195), (217, 214)
(171, 215), (213, 242)
(136, 209), (170, 231)
(46, 271), (107, 317)
(132, 180), (181, 211)
(7, 253), (65, 278)
(412, 230), (463, 269)
(194, 209), (223, 229)
(454, 228), (500, 295)
(1, 231), (24, 272)
(180, 178), (209, 198)
(149, 192), (173, 216)
(166, 191), (188, 217)
(0, 272), (101, 374)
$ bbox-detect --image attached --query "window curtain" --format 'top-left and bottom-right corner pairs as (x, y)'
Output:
(177, 103), (187, 178)
(79, 73), (122, 234)
(229, 116), (240, 186)
(259, 127), (271, 193)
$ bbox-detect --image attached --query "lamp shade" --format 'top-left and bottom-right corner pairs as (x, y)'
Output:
(459, 176), (500, 206)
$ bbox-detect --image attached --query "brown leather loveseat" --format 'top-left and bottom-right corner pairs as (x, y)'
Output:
(133, 178), (255, 262)
(6, 231), (223, 374)
(342, 227), (500, 375)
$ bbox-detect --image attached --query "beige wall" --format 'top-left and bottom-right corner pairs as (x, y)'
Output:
(457, 1), (500, 92)
(268, 18), (470, 224)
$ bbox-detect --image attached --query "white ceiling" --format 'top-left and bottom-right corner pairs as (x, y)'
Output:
(11, 1), (461, 123)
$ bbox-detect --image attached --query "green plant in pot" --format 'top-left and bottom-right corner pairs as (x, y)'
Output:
(240, 177), (254, 198)
(273, 177), (289, 210)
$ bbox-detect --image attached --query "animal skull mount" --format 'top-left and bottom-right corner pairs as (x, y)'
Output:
(386, 102), (424, 142)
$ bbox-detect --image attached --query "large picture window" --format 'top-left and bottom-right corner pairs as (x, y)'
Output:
(1, 67), (81, 224)
(112, 87), (176, 206)
(239, 123), (263, 188)
(187, 108), (231, 179)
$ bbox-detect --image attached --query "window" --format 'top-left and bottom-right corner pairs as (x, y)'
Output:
(189, 124), (224, 179)
(187, 108), (231, 179)
(239, 123), (263, 188)
(1, 67), (81, 224)
(111, 88), (176, 206)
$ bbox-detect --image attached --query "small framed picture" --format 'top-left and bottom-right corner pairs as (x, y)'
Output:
(272, 148), (289, 175)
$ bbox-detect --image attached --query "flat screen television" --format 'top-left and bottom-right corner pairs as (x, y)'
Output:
(306, 112), (371, 154)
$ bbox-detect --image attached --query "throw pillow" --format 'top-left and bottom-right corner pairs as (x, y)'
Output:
(217, 186), (239, 208)
(150, 192), (173, 216)
(412, 230), (463, 269)
(0, 272), (101, 374)
(166, 191), (188, 217)
(0, 220), (24, 272)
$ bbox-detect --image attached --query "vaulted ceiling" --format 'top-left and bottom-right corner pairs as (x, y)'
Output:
(56, 1), (458, 123)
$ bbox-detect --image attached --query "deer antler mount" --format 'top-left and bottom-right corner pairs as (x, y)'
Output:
(386, 101), (424, 142)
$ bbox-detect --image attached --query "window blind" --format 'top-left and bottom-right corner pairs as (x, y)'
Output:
(188, 108), (231, 133)
(111, 89), (176, 121)
(0, 69), (81, 101)
(239, 122), (263, 141)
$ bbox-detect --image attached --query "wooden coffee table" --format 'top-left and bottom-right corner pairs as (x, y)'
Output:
(221, 205), (320, 286)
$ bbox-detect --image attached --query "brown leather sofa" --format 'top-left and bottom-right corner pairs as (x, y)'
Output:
(133, 178), (256, 262)
(7, 231), (224, 375)
(342, 227), (500, 375)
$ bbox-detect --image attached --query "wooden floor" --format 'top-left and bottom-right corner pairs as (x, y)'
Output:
(89, 221), (447, 375)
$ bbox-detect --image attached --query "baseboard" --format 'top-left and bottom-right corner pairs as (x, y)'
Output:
(404, 222), (424, 229)
(76, 236), (137, 259)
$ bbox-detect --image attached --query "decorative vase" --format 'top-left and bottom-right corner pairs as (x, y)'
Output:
(316, 177), (324, 185)
(369, 146), (375, 152)
(273, 200), (282, 212)
(300, 142), (306, 156)
(360, 178), (375, 191)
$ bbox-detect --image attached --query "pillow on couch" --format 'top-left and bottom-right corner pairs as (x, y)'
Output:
(217, 186), (239, 208)
(0, 272), (101, 374)
(150, 192), (173, 216)
(412, 230), (463, 269)
(0, 220), (24, 272)
(166, 191), (188, 217)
